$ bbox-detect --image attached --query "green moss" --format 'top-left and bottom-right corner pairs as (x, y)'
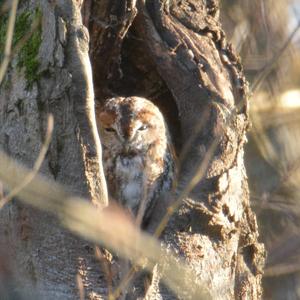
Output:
(0, 0), (4, 10)
(0, 9), (42, 87)
(16, 10), (42, 87)
(0, 16), (8, 61)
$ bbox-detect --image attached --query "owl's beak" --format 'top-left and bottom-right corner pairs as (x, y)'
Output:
(122, 143), (137, 157)
(123, 144), (130, 153)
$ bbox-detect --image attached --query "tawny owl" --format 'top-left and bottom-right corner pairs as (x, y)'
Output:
(96, 96), (176, 223)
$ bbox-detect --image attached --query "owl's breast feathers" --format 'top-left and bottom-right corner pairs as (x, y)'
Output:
(104, 143), (174, 217)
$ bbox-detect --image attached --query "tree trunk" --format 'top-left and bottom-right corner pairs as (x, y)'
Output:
(0, 0), (108, 298)
(0, 0), (265, 299)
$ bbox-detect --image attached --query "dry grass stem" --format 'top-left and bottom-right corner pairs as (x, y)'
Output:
(0, 114), (54, 209)
(76, 273), (85, 300)
(94, 246), (113, 299)
(154, 138), (219, 238)
(0, 150), (211, 299)
(0, 0), (18, 84)
(251, 20), (300, 93)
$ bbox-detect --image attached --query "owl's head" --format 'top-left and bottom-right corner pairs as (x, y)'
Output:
(96, 96), (168, 156)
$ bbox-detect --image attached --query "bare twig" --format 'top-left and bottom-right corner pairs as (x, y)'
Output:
(264, 262), (300, 277)
(94, 246), (114, 299)
(11, 16), (41, 58)
(0, 0), (18, 84)
(0, 114), (54, 209)
(76, 273), (85, 300)
(111, 266), (137, 300)
(154, 138), (219, 237)
(0, 9), (41, 87)
(251, 20), (300, 93)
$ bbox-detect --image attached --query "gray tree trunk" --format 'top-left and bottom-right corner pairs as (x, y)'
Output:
(0, 0), (265, 299)
(0, 0), (108, 298)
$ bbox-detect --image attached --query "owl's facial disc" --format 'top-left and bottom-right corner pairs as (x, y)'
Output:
(96, 96), (166, 158)
(116, 120), (151, 157)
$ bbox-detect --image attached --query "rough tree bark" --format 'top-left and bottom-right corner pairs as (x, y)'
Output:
(0, 0), (265, 299)
(88, 0), (265, 298)
(0, 0), (108, 298)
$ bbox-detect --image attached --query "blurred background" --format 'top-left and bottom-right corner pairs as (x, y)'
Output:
(221, 0), (300, 299)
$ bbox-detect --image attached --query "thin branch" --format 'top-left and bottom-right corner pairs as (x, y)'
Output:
(10, 16), (41, 59)
(94, 246), (114, 299)
(111, 266), (137, 300)
(154, 138), (219, 237)
(264, 262), (300, 277)
(76, 273), (85, 300)
(0, 114), (54, 209)
(251, 20), (300, 93)
(0, 9), (41, 86)
(0, 0), (18, 84)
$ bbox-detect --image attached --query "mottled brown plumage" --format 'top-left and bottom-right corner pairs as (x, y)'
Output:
(96, 96), (176, 222)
